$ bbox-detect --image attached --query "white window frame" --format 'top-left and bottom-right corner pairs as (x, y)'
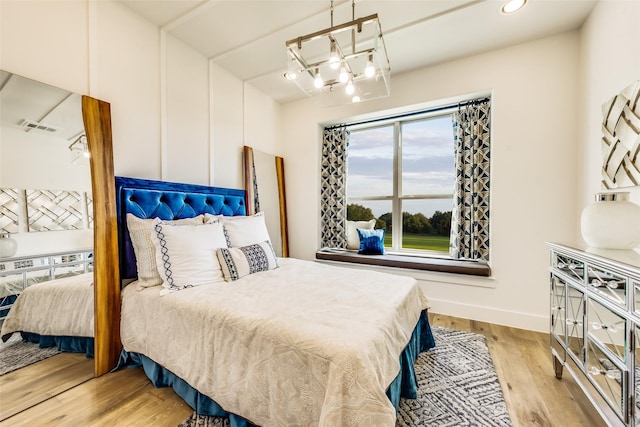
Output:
(347, 108), (456, 257)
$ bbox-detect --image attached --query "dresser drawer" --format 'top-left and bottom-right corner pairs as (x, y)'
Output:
(588, 264), (628, 309)
(552, 251), (585, 284)
(588, 297), (626, 364)
(586, 336), (628, 423)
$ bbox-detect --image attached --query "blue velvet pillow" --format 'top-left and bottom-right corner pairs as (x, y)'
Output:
(357, 228), (385, 255)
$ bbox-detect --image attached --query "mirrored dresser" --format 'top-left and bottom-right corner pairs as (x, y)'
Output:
(549, 242), (640, 426)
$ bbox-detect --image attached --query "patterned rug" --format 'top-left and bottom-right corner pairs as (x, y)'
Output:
(178, 326), (512, 427)
(0, 333), (61, 376)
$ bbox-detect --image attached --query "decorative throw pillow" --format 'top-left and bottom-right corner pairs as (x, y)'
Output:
(216, 240), (278, 281)
(357, 228), (386, 255)
(151, 219), (228, 295)
(346, 219), (376, 250)
(203, 213), (224, 224)
(221, 212), (271, 248)
(127, 213), (204, 287)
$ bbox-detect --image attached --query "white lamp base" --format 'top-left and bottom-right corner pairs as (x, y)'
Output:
(0, 234), (17, 258)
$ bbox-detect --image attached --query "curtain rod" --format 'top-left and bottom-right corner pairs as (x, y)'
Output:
(325, 96), (490, 131)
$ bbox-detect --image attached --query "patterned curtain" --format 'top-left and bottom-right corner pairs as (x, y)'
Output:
(449, 100), (491, 261)
(320, 126), (349, 248)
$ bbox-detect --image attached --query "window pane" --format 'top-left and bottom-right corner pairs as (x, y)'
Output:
(347, 126), (394, 198)
(401, 116), (454, 196)
(401, 199), (452, 253)
(346, 200), (392, 247)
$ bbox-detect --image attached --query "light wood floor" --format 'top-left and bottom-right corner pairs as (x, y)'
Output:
(0, 313), (606, 427)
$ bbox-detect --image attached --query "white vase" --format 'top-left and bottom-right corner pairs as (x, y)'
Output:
(0, 233), (17, 258)
(580, 192), (640, 250)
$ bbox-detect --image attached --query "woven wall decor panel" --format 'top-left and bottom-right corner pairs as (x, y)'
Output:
(0, 189), (20, 234)
(26, 189), (88, 232)
(601, 80), (640, 189)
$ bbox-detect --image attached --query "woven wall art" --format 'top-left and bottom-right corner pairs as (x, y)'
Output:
(601, 80), (640, 189)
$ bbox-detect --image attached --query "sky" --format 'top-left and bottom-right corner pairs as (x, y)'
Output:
(346, 114), (455, 218)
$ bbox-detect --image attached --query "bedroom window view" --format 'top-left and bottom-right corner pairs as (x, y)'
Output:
(346, 114), (455, 254)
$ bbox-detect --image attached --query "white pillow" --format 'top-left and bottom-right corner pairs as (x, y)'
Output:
(216, 240), (278, 281)
(221, 212), (271, 248)
(151, 219), (228, 295)
(127, 213), (204, 287)
(346, 219), (376, 250)
(203, 213), (223, 223)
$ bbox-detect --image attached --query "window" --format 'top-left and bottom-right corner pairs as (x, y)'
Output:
(346, 113), (455, 255)
(319, 97), (491, 269)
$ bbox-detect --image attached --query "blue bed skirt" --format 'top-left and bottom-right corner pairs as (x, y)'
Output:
(117, 311), (434, 426)
(19, 332), (94, 358)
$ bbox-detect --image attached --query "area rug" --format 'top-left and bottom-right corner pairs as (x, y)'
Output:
(0, 333), (61, 376)
(177, 326), (512, 427)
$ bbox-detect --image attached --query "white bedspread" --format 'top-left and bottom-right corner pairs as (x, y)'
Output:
(0, 273), (94, 340)
(121, 258), (429, 427)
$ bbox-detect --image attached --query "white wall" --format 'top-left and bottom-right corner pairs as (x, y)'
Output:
(281, 32), (581, 332)
(94, 0), (162, 180)
(211, 63), (244, 189)
(0, 0), (281, 257)
(0, 1), (93, 256)
(0, 1), (88, 95)
(244, 84), (283, 157)
(1, 0), (281, 188)
(578, 0), (640, 231)
(164, 34), (210, 185)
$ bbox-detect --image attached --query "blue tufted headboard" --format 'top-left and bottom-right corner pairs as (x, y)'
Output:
(115, 176), (246, 282)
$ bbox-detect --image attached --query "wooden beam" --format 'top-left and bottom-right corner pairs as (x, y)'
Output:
(82, 96), (121, 376)
(275, 156), (289, 257)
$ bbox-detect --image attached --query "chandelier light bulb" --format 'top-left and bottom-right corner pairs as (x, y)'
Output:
(329, 41), (340, 69)
(365, 55), (375, 78)
(284, 71), (298, 80)
(345, 80), (355, 95)
(314, 70), (323, 88)
(339, 66), (349, 83)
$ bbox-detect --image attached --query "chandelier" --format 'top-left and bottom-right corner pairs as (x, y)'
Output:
(284, 0), (390, 107)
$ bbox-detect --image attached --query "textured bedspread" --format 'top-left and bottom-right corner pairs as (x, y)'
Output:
(0, 272), (94, 340)
(121, 258), (429, 427)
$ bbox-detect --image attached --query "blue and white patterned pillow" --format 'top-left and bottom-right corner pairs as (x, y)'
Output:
(127, 214), (205, 288)
(356, 228), (386, 255)
(151, 219), (228, 295)
(216, 240), (278, 281)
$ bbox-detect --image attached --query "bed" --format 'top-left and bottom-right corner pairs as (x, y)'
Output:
(115, 176), (435, 427)
(0, 271), (94, 356)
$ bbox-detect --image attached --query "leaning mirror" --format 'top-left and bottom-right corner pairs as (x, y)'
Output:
(243, 146), (289, 257)
(0, 71), (97, 420)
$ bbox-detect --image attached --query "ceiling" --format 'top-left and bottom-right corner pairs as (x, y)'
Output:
(118, 0), (597, 104)
(0, 70), (84, 142)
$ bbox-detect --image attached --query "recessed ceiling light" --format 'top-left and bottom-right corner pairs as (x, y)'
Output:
(501, 0), (527, 14)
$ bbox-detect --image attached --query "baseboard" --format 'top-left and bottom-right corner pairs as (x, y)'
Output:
(426, 297), (549, 333)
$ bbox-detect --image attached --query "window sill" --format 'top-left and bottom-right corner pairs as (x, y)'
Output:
(315, 248), (491, 277)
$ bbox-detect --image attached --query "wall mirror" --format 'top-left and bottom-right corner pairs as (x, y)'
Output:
(0, 70), (119, 420)
(243, 146), (289, 257)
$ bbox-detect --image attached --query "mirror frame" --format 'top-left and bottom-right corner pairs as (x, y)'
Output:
(82, 96), (120, 376)
(243, 146), (289, 257)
